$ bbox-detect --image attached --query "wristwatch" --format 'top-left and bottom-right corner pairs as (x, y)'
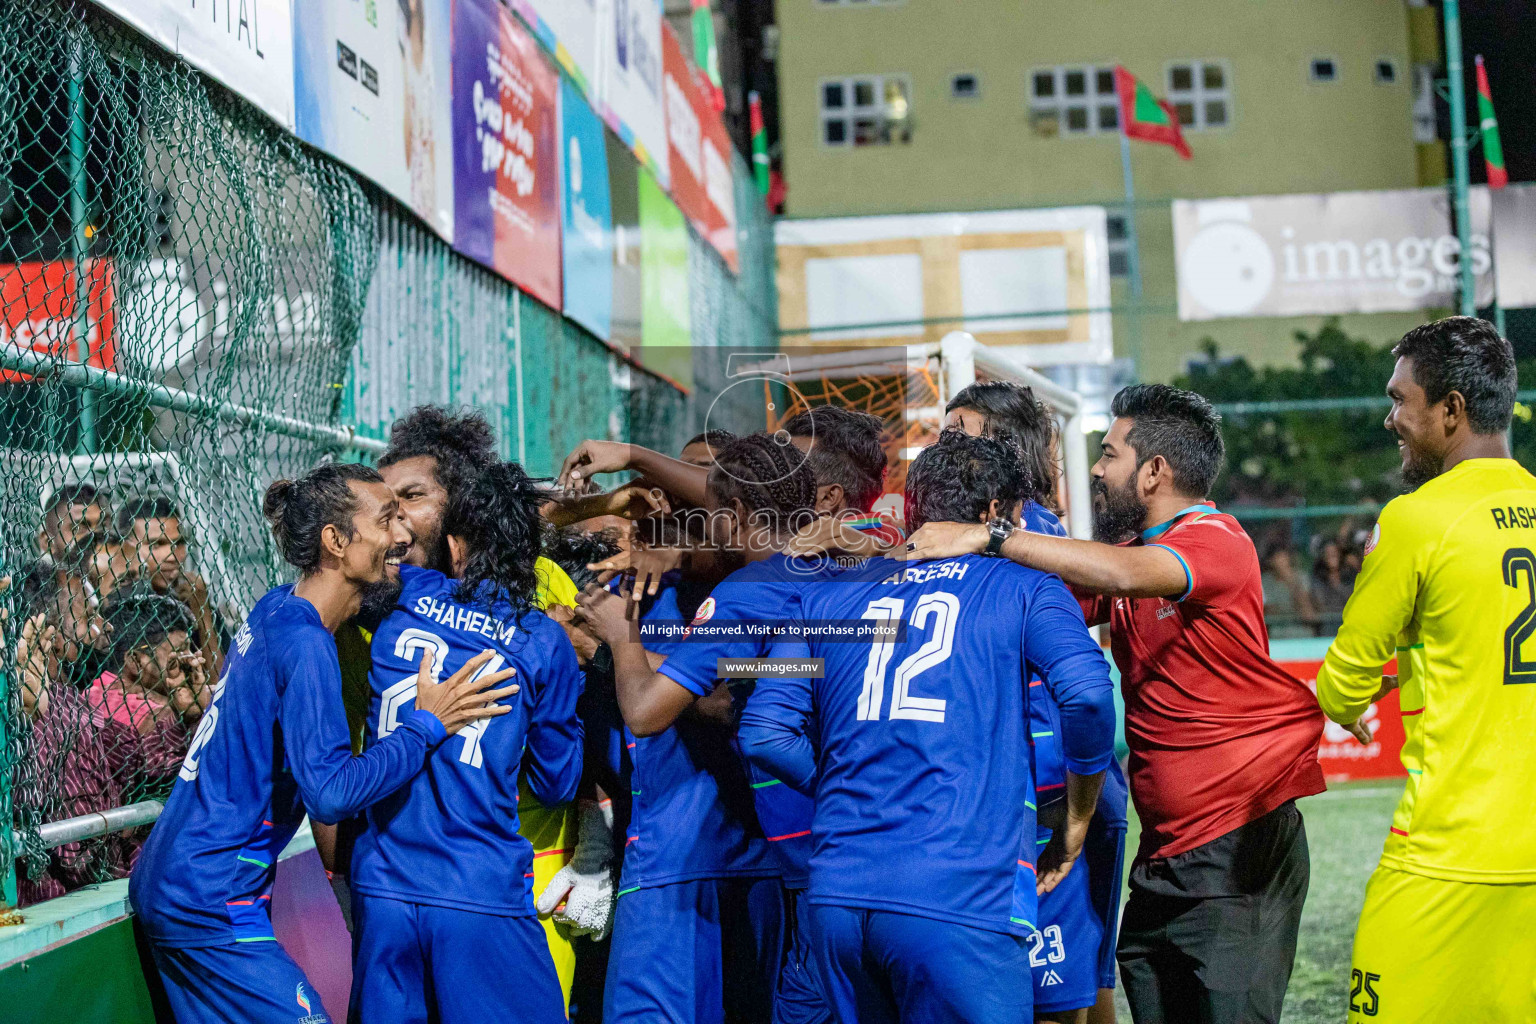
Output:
(983, 517), (1014, 556)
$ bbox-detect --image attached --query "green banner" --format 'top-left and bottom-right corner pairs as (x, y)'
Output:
(639, 167), (693, 388)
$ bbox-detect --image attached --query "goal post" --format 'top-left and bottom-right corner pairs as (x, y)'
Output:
(735, 331), (1091, 539)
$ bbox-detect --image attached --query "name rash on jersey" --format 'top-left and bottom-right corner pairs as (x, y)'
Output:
(880, 560), (973, 586)
(412, 595), (520, 645)
(1490, 506), (1536, 530)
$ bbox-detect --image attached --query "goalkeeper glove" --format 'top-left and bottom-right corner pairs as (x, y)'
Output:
(534, 798), (616, 940)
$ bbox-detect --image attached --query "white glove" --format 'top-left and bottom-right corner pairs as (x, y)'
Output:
(534, 799), (616, 941)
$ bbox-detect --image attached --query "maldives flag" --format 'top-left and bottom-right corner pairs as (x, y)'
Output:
(1475, 55), (1507, 190)
(1115, 65), (1191, 160)
(692, 0), (725, 112)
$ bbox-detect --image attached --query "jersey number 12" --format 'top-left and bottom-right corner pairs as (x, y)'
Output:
(857, 594), (958, 723)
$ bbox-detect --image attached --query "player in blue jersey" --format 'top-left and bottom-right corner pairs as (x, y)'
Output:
(946, 381), (1131, 1024)
(130, 463), (518, 1024)
(737, 431), (1117, 1024)
(577, 433), (831, 1024)
(348, 461), (585, 1024)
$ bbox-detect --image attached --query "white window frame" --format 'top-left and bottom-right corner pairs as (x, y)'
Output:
(1027, 64), (1121, 138)
(1308, 56), (1340, 84)
(1373, 57), (1399, 85)
(1165, 59), (1232, 132)
(819, 74), (914, 148)
(950, 71), (982, 101)
(1105, 212), (1131, 278)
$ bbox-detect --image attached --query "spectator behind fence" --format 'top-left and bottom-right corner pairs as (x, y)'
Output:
(12, 560), (131, 905)
(89, 588), (210, 799)
(117, 494), (226, 675)
(1309, 538), (1357, 623)
(37, 483), (107, 565)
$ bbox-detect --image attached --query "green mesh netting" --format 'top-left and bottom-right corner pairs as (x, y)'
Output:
(1, 0), (777, 908)
(0, 0), (377, 904)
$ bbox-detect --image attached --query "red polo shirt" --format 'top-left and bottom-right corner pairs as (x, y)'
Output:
(1081, 505), (1325, 861)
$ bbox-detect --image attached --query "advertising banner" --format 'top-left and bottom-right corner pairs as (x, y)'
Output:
(508, 0), (600, 97)
(639, 168), (692, 386)
(1, 261), (116, 384)
(608, 135), (643, 353)
(662, 22), (736, 272)
(701, 94), (739, 273)
(599, 0), (669, 187)
(293, 0), (455, 239)
(1492, 182), (1536, 309)
(1278, 656), (1408, 785)
(561, 78), (614, 340)
(88, 0), (294, 129)
(451, 0), (561, 308)
(1173, 187), (1494, 322)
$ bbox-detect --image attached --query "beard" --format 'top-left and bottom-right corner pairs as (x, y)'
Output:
(1399, 441), (1442, 490)
(356, 573), (405, 629)
(1092, 475), (1147, 543)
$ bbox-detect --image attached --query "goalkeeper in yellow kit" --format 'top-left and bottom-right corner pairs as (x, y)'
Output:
(1316, 317), (1536, 1023)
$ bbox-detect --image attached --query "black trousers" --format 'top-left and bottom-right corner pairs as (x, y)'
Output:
(1116, 800), (1310, 1024)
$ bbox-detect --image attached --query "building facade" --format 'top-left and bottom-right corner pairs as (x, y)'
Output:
(775, 0), (1448, 381)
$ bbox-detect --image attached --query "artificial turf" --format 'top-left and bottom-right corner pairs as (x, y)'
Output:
(1109, 779), (1404, 1023)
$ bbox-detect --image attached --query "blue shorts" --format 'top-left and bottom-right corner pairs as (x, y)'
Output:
(809, 904), (1032, 1024)
(1032, 849), (1102, 1013)
(1085, 819), (1128, 990)
(776, 886), (832, 1024)
(605, 876), (784, 1024)
(350, 894), (564, 1024)
(149, 940), (332, 1024)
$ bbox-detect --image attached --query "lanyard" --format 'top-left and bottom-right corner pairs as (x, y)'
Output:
(1140, 503), (1217, 542)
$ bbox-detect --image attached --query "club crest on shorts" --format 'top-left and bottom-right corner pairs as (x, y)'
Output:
(692, 597), (716, 625)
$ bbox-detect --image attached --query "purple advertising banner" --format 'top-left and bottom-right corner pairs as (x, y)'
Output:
(452, 0), (562, 308)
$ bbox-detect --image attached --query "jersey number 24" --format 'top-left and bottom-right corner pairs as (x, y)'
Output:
(377, 628), (501, 767)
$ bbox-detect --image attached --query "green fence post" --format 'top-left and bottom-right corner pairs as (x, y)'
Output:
(68, 29), (96, 454)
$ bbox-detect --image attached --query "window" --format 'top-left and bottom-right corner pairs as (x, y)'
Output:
(1374, 59), (1398, 85)
(820, 75), (912, 147)
(1165, 60), (1230, 130)
(1106, 213), (1130, 278)
(1029, 65), (1119, 137)
(951, 73), (980, 100)
(1310, 57), (1338, 83)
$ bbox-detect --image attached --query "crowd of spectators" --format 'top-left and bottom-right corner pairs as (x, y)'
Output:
(1257, 519), (1373, 638)
(7, 483), (219, 905)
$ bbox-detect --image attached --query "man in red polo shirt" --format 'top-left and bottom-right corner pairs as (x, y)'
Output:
(906, 384), (1325, 1024)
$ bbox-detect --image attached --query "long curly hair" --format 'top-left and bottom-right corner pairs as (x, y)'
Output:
(443, 461), (546, 614)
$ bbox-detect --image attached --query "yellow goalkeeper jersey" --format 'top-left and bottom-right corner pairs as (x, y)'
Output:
(1316, 458), (1536, 884)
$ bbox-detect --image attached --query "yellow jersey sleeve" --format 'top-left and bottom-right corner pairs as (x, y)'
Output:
(1315, 499), (1428, 724)
(535, 556), (578, 611)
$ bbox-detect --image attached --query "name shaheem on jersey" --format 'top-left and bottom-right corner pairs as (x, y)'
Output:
(348, 565), (585, 915)
(741, 553), (1116, 936)
(130, 586), (449, 946)
(1316, 458), (1536, 883)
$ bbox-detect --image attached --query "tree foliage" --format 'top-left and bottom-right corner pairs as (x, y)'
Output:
(1175, 318), (1536, 508)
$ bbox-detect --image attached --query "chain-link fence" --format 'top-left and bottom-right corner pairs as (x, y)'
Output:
(1, 0), (776, 907)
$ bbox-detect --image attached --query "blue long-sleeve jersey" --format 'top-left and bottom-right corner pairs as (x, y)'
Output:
(1021, 502), (1129, 826)
(131, 585), (448, 946)
(738, 553), (1115, 936)
(349, 565), (584, 916)
(656, 553), (841, 887)
(617, 574), (777, 891)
